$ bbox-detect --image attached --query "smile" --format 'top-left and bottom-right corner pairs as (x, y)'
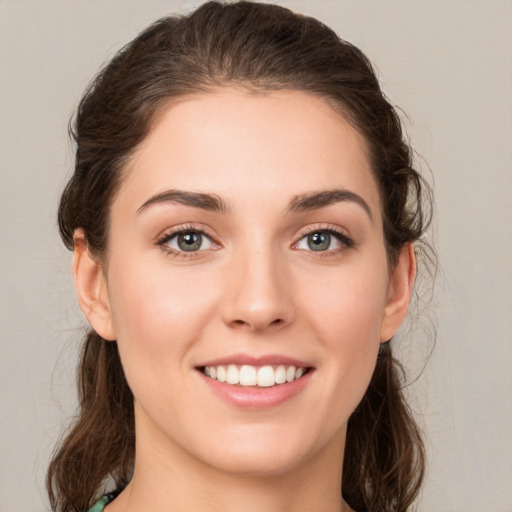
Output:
(202, 364), (309, 387)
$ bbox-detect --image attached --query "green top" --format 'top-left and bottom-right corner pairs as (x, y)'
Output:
(87, 492), (117, 512)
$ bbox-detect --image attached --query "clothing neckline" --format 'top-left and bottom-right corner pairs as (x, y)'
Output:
(87, 490), (120, 512)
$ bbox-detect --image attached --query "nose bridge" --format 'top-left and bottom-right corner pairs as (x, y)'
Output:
(222, 233), (293, 331)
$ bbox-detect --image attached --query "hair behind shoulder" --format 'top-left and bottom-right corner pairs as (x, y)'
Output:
(49, 2), (431, 511)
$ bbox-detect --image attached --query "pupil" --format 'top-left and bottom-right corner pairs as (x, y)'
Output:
(308, 232), (330, 251)
(178, 232), (202, 251)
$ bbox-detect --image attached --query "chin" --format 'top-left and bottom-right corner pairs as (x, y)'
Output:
(203, 449), (309, 478)
(188, 423), (343, 479)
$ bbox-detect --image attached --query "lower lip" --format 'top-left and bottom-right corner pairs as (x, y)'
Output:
(198, 370), (313, 409)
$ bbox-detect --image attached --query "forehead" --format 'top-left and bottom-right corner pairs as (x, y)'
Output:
(117, 88), (381, 217)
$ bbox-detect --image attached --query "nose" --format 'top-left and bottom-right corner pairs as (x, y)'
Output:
(221, 245), (294, 333)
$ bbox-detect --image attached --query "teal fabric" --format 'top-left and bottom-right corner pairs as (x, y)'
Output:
(87, 492), (117, 511)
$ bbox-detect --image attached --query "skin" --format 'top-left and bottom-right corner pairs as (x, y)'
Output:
(74, 88), (415, 512)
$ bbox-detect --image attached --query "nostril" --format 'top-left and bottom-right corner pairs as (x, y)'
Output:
(229, 317), (285, 330)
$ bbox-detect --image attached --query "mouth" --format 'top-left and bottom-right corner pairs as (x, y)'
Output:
(199, 364), (311, 388)
(196, 356), (314, 408)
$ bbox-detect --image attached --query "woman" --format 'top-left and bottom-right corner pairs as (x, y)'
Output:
(47, 2), (432, 511)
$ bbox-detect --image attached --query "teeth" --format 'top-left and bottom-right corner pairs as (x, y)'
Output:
(240, 365), (257, 386)
(202, 364), (307, 387)
(275, 365), (286, 384)
(226, 364), (239, 384)
(217, 366), (227, 383)
(257, 366), (274, 387)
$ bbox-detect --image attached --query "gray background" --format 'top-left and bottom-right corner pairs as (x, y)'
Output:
(1, 1), (511, 510)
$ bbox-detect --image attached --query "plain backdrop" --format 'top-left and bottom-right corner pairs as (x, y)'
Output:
(1, 1), (511, 511)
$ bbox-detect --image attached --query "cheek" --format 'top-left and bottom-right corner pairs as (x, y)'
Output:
(298, 257), (389, 396)
(105, 255), (220, 377)
(301, 256), (389, 341)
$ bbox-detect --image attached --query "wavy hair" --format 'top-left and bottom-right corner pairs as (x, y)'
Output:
(48, 2), (433, 511)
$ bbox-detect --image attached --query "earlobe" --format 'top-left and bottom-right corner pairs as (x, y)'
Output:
(380, 243), (416, 343)
(73, 229), (116, 341)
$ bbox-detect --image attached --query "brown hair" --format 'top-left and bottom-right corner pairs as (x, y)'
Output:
(48, 2), (432, 511)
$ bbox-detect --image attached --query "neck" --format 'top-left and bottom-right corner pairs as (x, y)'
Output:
(107, 412), (351, 512)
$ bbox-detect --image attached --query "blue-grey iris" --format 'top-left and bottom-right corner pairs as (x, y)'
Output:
(178, 232), (202, 251)
(308, 232), (330, 251)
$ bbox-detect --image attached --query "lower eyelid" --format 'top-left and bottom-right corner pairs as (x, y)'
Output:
(294, 228), (354, 249)
(156, 226), (222, 256)
(172, 234), (212, 250)
(156, 226), (353, 256)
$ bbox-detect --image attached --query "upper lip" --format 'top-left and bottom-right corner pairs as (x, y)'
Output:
(196, 353), (313, 368)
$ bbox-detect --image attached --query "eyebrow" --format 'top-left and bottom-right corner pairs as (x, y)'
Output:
(137, 190), (228, 214)
(137, 187), (372, 221)
(288, 189), (373, 221)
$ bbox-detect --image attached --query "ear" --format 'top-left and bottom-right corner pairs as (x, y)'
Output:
(72, 228), (116, 341)
(380, 243), (416, 343)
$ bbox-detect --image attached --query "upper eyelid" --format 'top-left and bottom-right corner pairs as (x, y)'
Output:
(156, 227), (219, 257)
(154, 223), (354, 248)
(297, 223), (352, 239)
(156, 224), (217, 243)
(293, 225), (356, 250)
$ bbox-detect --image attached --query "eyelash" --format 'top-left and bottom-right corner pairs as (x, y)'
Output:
(155, 224), (355, 259)
(294, 225), (356, 256)
(156, 224), (218, 258)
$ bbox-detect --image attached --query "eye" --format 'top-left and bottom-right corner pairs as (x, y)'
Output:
(303, 232), (332, 251)
(295, 228), (354, 252)
(158, 228), (216, 253)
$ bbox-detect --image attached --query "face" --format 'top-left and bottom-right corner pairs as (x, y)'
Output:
(78, 88), (412, 480)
